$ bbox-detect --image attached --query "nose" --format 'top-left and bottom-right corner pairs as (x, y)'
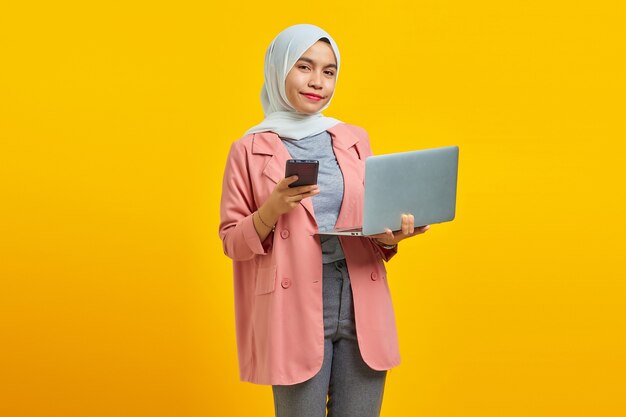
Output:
(308, 71), (323, 89)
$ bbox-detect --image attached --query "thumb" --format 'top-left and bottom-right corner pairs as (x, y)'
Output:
(280, 175), (299, 188)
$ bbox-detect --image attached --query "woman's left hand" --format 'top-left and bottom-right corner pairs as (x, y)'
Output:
(368, 213), (430, 247)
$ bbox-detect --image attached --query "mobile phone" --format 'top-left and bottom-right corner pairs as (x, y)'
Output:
(285, 160), (319, 188)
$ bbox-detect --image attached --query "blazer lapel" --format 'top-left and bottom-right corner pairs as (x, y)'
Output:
(327, 124), (363, 229)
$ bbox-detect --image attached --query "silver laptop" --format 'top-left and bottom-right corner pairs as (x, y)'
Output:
(317, 145), (459, 236)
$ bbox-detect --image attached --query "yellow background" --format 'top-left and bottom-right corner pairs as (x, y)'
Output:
(1, 1), (625, 416)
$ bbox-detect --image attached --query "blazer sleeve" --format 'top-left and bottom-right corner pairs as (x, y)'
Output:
(353, 125), (399, 263)
(218, 140), (272, 261)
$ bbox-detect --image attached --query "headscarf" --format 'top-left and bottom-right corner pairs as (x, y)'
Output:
(243, 23), (344, 140)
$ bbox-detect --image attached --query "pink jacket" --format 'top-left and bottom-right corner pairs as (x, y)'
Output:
(218, 123), (400, 385)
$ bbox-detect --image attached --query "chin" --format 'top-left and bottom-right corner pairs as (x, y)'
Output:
(294, 105), (319, 114)
(301, 103), (325, 113)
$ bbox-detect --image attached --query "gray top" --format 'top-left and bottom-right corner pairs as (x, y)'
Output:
(280, 131), (346, 263)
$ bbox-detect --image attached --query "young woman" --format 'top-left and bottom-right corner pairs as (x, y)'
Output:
(219, 23), (430, 417)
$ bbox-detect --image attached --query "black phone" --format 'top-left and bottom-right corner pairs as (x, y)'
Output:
(285, 160), (319, 188)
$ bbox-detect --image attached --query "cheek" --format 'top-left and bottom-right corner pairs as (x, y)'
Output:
(325, 79), (336, 93)
(286, 76), (302, 95)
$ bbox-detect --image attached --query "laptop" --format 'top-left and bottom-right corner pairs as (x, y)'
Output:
(316, 145), (459, 236)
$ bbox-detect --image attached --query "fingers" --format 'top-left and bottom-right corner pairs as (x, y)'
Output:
(285, 187), (319, 204)
(277, 175), (300, 193)
(290, 184), (319, 195)
(412, 224), (430, 235)
(280, 177), (319, 194)
(287, 185), (319, 201)
(290, 189), (319, 201)
(400, 213), (418, 234)
(280, 175), (300, 189)
(279, 177), (319, 198)
(371, 222), (430, 244)
(401, 214), (412, 235)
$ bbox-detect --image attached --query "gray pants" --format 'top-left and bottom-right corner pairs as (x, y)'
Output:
(272, 258), (387, 417)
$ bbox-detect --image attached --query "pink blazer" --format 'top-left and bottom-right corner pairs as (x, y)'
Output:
(219, 123), (400, 385)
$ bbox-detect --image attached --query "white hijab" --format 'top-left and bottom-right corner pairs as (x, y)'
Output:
(243, 23), (344, 140)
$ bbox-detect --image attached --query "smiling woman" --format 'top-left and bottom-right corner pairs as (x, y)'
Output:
(219, 23), (428, 417)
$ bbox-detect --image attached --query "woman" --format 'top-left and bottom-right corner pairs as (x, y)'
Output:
(218, 23), (430, 417)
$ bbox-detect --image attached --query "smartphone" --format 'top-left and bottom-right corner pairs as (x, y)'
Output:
(285, 159), (319, 188)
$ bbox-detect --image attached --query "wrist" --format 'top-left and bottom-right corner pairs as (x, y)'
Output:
(256, 206), (277, 232)
(256, 207), (276, 232)
(261, 202), (280, 221)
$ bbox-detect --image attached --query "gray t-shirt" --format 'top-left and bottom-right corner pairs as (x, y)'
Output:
(280, 131), (346, 264)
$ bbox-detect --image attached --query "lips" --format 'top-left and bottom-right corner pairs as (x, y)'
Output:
(301, 92), (323, 99)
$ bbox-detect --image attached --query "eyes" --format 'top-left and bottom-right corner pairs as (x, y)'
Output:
(298, 65), (335, 77)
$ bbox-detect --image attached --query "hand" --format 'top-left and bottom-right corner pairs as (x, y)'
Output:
(265, 175), (320, 217)
(368, 214), (430, 247)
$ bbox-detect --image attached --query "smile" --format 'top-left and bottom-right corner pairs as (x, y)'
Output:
(301, 93), (322, 102)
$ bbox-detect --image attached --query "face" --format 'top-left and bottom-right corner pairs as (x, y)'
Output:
(285, 40), (337, 114)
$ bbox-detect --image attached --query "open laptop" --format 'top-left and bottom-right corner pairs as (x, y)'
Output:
(316, 145), (459, 236)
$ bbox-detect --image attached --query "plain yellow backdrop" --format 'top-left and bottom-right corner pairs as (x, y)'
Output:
(1, 1), (625, 416)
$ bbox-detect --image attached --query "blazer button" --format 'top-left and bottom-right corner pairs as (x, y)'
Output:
(281, 278), (291, 289)
(371, 272), (378, 281)
(280, 229), (290, 239)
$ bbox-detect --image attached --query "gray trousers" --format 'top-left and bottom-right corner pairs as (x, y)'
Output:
(272, 258), (387, 417)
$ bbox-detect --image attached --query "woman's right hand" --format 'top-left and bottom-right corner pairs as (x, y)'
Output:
(253, 176), (319, 239)
(265, 175), (320, 216)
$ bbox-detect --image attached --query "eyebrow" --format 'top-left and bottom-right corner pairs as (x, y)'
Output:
(297, 56), (337, 70)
